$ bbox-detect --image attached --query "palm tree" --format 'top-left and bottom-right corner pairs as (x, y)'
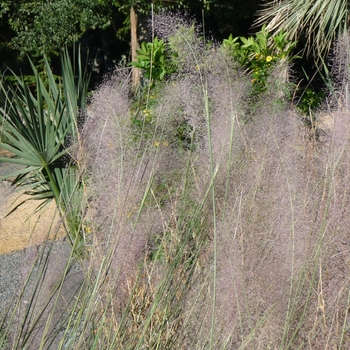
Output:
(256, 0), (349, 62)
(0, 49), (89, 249)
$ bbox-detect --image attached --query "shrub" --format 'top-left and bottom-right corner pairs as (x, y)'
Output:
(222, 24), (298, 97)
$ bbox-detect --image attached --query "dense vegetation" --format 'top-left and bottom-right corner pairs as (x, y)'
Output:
(0, 1), (260, 74)
(1, 5), (350, 350)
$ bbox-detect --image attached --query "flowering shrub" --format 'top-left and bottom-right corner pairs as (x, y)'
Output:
(223, 25), (298, 95)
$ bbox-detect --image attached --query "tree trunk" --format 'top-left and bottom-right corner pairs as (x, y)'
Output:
(130, 6), (140, 91)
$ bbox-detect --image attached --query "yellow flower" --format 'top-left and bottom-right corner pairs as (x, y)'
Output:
(266, 56), (273, 62)
(154, 141), (160, 147)
(162, 141), (169, 147)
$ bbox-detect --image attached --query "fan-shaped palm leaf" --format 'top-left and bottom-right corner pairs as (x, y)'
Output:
(256, 0), (349, 62)
(0, 48), (89, 245)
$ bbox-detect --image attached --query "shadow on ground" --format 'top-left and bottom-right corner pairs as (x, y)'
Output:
(0, 240), (84, 349)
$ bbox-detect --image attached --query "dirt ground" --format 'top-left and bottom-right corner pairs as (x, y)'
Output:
(0, 149), (66, 254)
(0, 189), (66, 254)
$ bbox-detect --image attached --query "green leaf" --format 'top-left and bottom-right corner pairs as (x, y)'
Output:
(0, 47), (90, 250)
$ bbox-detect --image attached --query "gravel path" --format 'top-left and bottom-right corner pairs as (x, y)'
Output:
(0, 156), (84, 349)
(0, 240), (84, 349)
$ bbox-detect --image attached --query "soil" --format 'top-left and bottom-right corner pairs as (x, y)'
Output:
(0, 149), (66, 254)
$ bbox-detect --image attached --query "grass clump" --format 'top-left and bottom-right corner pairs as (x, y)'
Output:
(2, 13), (350, 350)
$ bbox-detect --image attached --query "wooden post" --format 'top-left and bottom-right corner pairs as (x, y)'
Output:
(130, 6), (140, 92)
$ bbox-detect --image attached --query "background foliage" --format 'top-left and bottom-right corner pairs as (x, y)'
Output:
(0, 0), (262, 73)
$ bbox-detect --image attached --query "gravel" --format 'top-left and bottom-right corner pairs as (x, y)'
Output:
(0, 160), (85, 349)
(0, 240), (84, 349)
(0, 159), (23, 179)
(0, 249), (22, 316)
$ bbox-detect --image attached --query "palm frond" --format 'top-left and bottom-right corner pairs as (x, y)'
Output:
(0, 47), (90, 246)
(256, 0), (348, 61)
